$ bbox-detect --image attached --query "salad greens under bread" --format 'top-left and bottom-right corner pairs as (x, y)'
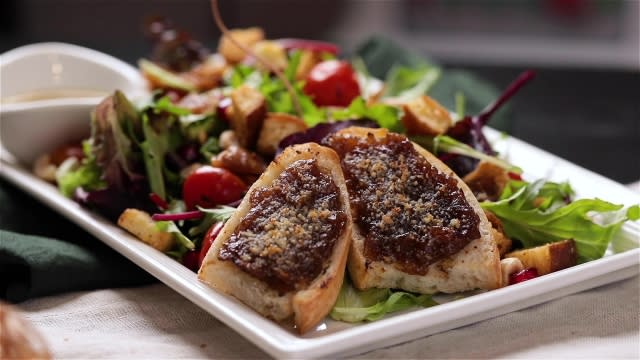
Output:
(33, 7), (639, 327)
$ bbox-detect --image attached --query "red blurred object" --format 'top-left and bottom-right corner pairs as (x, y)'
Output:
(149, 192), (169, 210)
(508, 172), (523, 181)
(509, 268), (539, 285)
(277, 38), (340, 55)
(546, 0), (588, 17)
(303, 60), (360, 107)
(216, 97), (233, 123)
(49, 143), (84, 166)
(182, 250), (199, 272)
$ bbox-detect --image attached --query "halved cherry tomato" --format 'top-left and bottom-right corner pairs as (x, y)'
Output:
(182, 166), (246, 210)
(198, 221), (225, 267)
(303, 60), (360, 107)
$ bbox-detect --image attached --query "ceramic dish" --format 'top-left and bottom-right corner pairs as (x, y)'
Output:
(1, 127), (638, 359)
(0, 42), (148, 165)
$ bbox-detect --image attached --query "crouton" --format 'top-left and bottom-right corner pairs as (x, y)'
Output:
(251, 41), (287, 72)
(218, 27), (265, 63)
(295, 50), (322, 80)
(401, 95), (452, 136)
(505, 239), (577, 275)
(118, 209), (174, 252)
(463, 161), (511, 202)
(256, 112), (308, 156)
(211, 145), (266, 176)
(229, 85), (267, 149)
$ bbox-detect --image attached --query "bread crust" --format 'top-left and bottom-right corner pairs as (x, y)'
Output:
(198, 143), (352, 333)
(331, 127), (502, 294)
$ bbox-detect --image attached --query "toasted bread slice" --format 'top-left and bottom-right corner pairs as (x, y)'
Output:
(198, 143), (352, 333)
(324, 127), (501, 294)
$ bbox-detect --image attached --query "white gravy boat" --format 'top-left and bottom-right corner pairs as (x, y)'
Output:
(0, 42), (149, 165)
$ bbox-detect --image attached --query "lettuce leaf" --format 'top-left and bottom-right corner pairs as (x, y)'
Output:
(57, 153), (106, 197)
(227, 61), (326, 126)
(140, 113), (170, 200)
(330, 278), (437, 323)
(382, 65), (441, 102)
(481, 180), (640, 262)
(332, 97), (403, 132)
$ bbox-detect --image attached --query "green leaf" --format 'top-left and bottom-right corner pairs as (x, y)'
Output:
(199, 137), (221, 160)
(140, 114), (170, 200)
(188, 206), (236, 237)
(226, 62), (326, 126)
(482, 180), (640, 262)
(332, 97), (403, 132)
(57, 157), (106, 197)
(285, 50), (302, 82)
(352, 57), (385, 101)
(330, 278), (437, 323)
(412, 135), (521, 173)
(383, 65), (441, 102)
(455, 92), (466, 121)
(154, 96), (191, 116)
(156, 220), (195, 253)
(138, 59), (196, 92)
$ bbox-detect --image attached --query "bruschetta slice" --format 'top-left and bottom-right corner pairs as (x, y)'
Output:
(198, 143), (352, 333)
(324, 127), (501, 294)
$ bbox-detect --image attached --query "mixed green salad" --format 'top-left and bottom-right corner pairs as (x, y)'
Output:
(37, 16), (639, 324)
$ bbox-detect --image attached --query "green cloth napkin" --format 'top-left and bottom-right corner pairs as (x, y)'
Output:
(0, 37), (508, 304)
(0, 179), (155, 303)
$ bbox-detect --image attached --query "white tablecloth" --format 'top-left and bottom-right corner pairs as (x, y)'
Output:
(18, 275), (640, 359)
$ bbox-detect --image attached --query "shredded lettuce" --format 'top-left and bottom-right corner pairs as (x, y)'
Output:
(330, 278), (437, 323)
(482, 180), (640, 262)
(138, 59), (197, 92)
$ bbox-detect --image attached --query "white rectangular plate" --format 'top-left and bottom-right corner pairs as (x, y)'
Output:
(1, 128), (639, 359)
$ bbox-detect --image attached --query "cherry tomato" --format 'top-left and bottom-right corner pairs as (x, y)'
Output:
(198, 221), (225, 267)
(303, 60), (360, 107)
(182, 166), (246, 210)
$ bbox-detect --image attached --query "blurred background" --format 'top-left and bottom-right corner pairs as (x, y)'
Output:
(1, 0), (638, 183)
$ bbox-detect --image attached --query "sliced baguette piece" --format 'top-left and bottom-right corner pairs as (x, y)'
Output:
(198, 143), (352, 333)
(325, 127), (501, 294)
(505, 239), (577, 275)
